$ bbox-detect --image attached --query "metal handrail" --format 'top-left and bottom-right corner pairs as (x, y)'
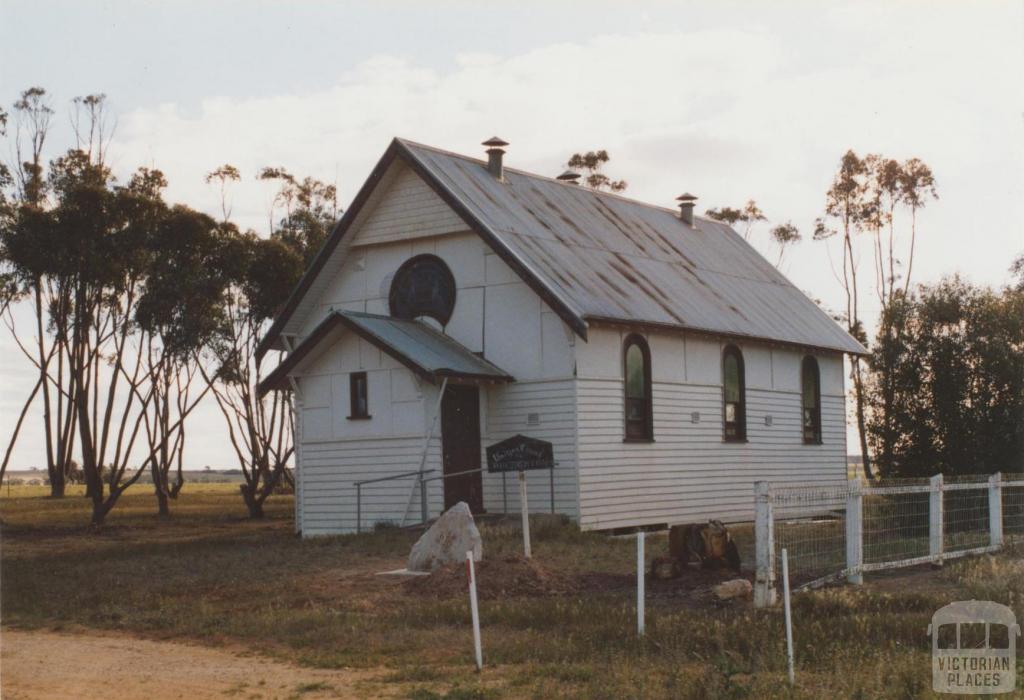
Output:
(355, 462), (561, 533)
(354, 469), (432, 487)
(421, 467), (484, 482)
(355, 469), (434, 533)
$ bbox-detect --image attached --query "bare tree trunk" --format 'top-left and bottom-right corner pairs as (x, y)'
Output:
(1, 377), (42, 482)
(851, 357), (873, 480)
(241, 482), (264, 519)
(153, 462), (170, 517)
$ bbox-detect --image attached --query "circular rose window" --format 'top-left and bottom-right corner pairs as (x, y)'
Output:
(388, 254), (456, 325)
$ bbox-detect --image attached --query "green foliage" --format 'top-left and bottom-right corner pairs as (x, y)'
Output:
(869, 276), (1024, 477)
(769, 222), (800, 246)
(259, 166), (338, 265)
(134, 204), (232, 359)
(1011, 254), (1023, 291)
(565, 150), (627, 192)
(705, 200), (765, 233)
(705, 201), (797, 263)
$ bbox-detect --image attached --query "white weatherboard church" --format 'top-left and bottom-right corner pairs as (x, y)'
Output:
(257, 137), (866, 537)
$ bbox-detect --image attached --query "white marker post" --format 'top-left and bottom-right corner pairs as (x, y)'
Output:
(781, 547), (795, 685)
(466, 551), (483, 671)
(637, 530), (646, 636)
(519, 470), (532, 559)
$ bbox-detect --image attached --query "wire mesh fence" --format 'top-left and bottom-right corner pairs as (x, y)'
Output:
(756, 473), (1024, 606)
(773, 486), (847, 584)
(863, 487), (931, 565)
(944, 478), (991, 553)
(1002, 473), (1024, 540)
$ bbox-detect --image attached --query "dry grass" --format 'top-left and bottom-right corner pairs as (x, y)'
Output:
(2, 485), (1023, 699)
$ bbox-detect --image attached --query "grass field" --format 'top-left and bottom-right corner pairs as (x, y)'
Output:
(2, 484), (1023, 699)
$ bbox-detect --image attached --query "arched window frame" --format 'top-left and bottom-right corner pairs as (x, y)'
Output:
(623, 334), (653, 442)
(801, 356), (823, 445)
(388, 254), (457, 326)
(722, 344), (747, 442)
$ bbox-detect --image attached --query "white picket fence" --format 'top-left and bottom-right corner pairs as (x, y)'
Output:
(753, 473), (1024, 607)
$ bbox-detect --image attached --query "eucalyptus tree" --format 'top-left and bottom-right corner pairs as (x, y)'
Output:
(200, 230), (304, 518)
(131, 174), (230, 516)
(860, 155), (937, 471)
(258, 166), (338, 265)
(565, 150), (628, 192)
(769, 222), (801, 266)
(814, 150), (873, 478)
(198, 164), (338, 516)
(0, 88), (81, 495)
(0, 106), (28, 482)
(706, 201), (797, 266)
(706, 200), (766, 240)
(899, 158), (937, 294)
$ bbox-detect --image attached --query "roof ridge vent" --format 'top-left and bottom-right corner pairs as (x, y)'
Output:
(676, 193), (697, 227)
(482, 136), (508, 180)
(556, 169), (581, 185)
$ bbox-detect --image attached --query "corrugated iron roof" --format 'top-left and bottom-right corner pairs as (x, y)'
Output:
(402, 140), (866, 355)
(257, 138), (866, 360)
(339, 311), (514, 381)
(258, 310), (514, 395)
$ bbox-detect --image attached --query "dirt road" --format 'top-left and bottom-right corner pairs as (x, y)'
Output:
(0, 628), (388, 699)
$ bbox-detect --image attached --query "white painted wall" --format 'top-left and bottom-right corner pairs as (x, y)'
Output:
(573, 326), (847, 531)
(289, 160), (579, 535)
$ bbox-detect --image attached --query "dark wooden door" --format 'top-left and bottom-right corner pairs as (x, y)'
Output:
(441, 384), (484, 513)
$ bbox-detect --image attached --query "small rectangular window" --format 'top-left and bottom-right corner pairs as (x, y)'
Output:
(349, 372), (370, 419)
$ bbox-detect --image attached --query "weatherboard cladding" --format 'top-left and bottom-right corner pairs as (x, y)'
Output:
(260, 137), (864, 359)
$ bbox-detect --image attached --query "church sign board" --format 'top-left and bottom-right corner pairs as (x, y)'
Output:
(486, 434), (554, 473)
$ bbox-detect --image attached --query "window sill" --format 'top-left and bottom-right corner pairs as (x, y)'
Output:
(623, 438), (655, 444)
(346, 415), (373, 421)
(723, 438), (748, 444)
(803, 439), (823, 446)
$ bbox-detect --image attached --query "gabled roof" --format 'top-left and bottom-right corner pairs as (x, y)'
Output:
(257, 311), (513, 396)
(257, 138), (867, 361)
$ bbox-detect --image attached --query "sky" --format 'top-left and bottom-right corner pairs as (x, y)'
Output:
(1, 0), (1022, 470)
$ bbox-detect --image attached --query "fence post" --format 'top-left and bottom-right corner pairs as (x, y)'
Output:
(637, 531), (645, 636)
(356, 483), (362, 534)
(754, 481), (776, 608)
(419, 472), (428, 526)
(550, 465), (556, 514)
(845, 478), (863, 585)
(929, 474), (944, 565)
(989, 472), (1003, 549)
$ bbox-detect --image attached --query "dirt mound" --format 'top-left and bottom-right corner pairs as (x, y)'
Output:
(404, 556), (578, 599)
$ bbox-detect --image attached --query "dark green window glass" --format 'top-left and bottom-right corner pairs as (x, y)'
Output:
(723, 346), (745, 441)
(802, 356), (822, 444)
(624, 336), (652, 440)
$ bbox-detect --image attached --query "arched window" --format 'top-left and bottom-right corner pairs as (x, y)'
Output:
(388, 254), (457, 325)
(802, 356), (822, 444)
(722, 345), (746, 442)
(623, 334), (652, 441)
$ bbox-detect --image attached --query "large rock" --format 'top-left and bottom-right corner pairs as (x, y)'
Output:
(407, 502), (483, 572)
(713, 578), (753, 600)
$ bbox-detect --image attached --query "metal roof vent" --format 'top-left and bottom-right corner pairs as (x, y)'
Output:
(557, 170), (581, 185)
(482, 136), (509, 180)
(676, 193), (697, 227)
